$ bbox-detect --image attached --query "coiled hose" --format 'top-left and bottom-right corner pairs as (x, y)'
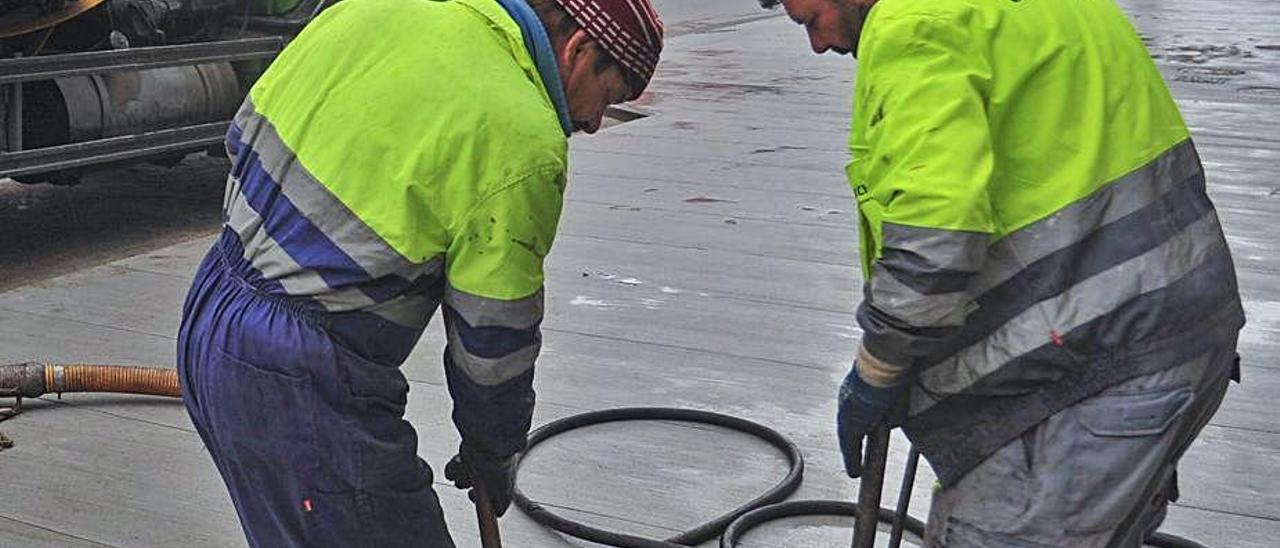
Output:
(512, 407), (1212, 548)
(510, 407), (805, 548)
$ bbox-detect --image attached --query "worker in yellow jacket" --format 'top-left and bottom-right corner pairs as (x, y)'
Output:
(176, 1), (663, 546)
(761, 1), (1244, 546)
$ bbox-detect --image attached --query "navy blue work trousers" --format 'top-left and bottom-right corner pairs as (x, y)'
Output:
(176, 235), (456, 548)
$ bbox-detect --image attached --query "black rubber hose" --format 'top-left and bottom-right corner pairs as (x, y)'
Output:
(512, 407), (1214, 548)
(719, 501), (1211, 548)
(720, 500), (924, 548)
(510, 407), (805, 548)
(1147, 533), (1210, 548)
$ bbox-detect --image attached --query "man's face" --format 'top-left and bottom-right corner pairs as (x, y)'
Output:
(561, 41), (635, 134)
(781, 0), (871, 56)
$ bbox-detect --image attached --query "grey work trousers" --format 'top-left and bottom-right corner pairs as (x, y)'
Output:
(925, 342), (1237, 548)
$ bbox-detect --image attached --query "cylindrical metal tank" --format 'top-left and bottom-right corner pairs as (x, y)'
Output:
(23, 62), (241, 149)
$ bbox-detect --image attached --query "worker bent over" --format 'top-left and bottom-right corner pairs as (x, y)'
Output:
(763, 1), (1245, 546)
(176, 0), (662, 546)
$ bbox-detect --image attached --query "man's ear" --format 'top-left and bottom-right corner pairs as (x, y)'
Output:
(558, 28), (593, 84)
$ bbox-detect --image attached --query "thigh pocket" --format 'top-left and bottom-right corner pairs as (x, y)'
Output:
(1062, 385), (1192, 534)
(324, 344), (423, 492)
(205, 348), (320, 491)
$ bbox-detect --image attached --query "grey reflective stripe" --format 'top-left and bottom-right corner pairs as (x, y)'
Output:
(868, 267), (971, 327)
(224, 191), (284, 277)
(225, 190), (310, 282)
(444, 282), (543, 329)
(234, 99), (429, 282)
(869, 223), (986, 328)
(233, 99), (256, 131)
(247, 235), (300, 280)
(911, 211), (1228, 414)
(225, 182), (258, 238)
(881, 223), (987, 286)
(974, 140), (1200, 295)
(367, 293), (436, 329)
(445, 321), (540, 386)
(309, 285), (377, 310)
(222, 171), (241, 220)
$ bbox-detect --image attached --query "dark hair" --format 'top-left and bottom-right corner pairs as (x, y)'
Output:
(759, 0), (782, 8)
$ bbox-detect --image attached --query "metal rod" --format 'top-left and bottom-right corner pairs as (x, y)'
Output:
(888, 446), (921, 548)
(853, 423), (892, 548)
(0, 38), (282, 85)
(0, 122), (227, 179)
(473, 485), (503, 548)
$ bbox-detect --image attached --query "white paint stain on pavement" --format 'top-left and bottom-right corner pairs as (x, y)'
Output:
(571, 296), (619, 309)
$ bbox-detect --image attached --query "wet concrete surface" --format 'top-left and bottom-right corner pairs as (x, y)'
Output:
(0, 1), (1277, 547)
(0, 158), (227, 292)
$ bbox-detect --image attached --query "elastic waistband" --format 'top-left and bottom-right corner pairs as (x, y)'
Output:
(212, 229), (325, 325)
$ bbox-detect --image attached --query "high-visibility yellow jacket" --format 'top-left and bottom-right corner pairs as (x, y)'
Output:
(848, 0), (1244, 483)
(221, 0), (568, 459)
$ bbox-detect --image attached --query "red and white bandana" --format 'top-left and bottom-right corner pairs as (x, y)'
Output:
(559, 0), (664, 94)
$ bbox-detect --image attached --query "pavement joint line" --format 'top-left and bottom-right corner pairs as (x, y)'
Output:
(575, 147), (842, 174)
(567, 198), (859, 232)
(613, 129), (852, 151)
(613, 109), (855, 135)
(557, 232), (707, 252)
(1170, 501), (1280, 523)
(0, 306), (175, 342)
(1194, 133), (1280, 149)
(540, 327), (834, 373)
(34, 396), (194, 435)
(622, 99), (854, 122)
(115, 264), (197, 281)
(400, 377), (596, 413)
(680, 292), (854, 316)
(1205, 422), (1280, 436)
(554, 268), (860, 316)
(651, 79), (851, 101)
(615, 98), (855, 123)
(567, 170), (854, 200)
(0, 514), (120, 548)
(513, 498), (687, 535)
(664, 12), (785, 39)
(557, 232), (859, 268)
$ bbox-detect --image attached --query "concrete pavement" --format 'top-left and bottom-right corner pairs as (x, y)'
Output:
(2, 1), (1278, 546)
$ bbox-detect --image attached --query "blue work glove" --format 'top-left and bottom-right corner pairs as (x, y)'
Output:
(837, 364), (900, 478)
(445, 443), (517, 517)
